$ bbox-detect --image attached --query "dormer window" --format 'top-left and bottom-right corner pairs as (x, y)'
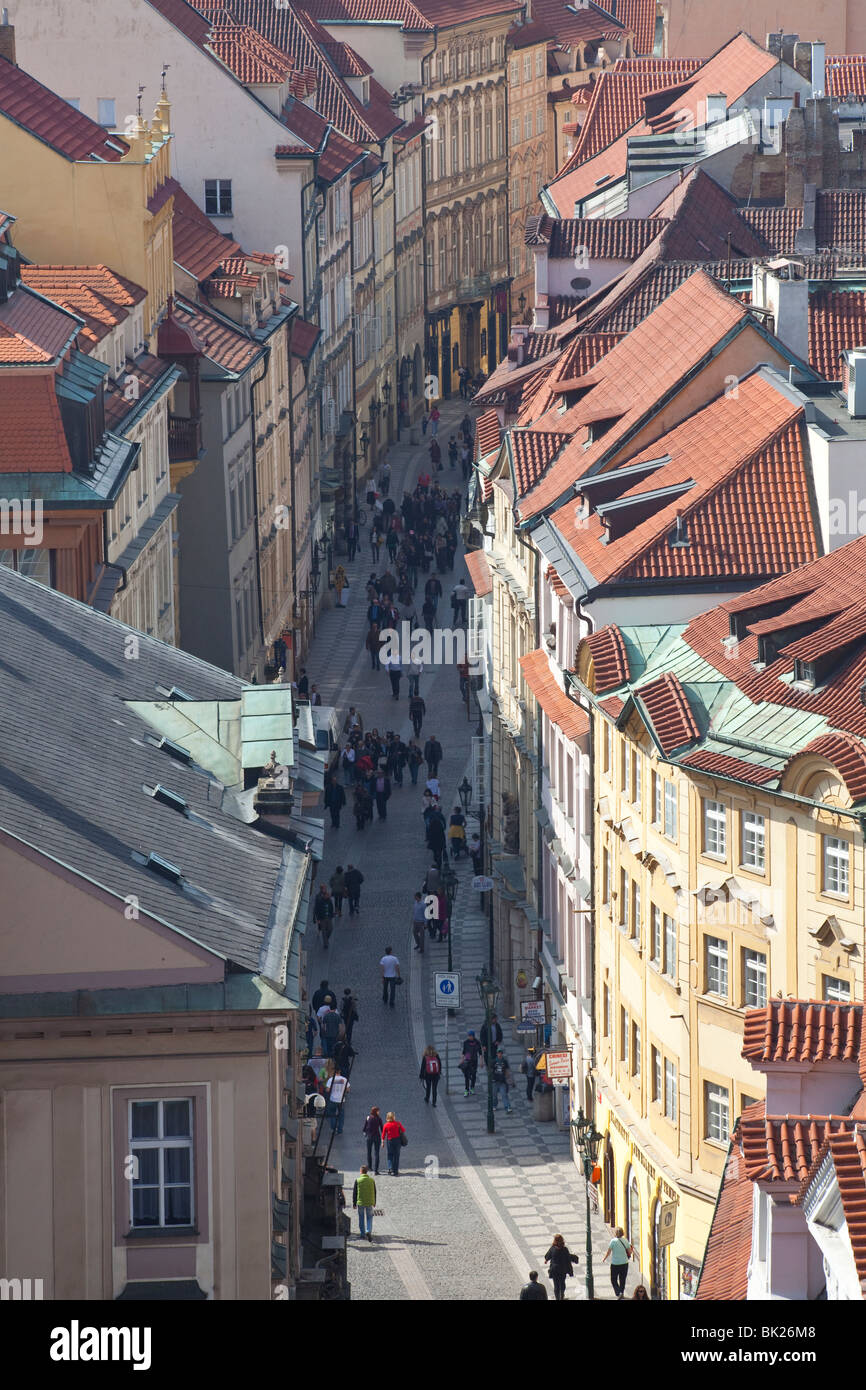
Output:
(670, 513), (689, 547)
(361, 77), (370, 106)
(793, 658), (816, 689)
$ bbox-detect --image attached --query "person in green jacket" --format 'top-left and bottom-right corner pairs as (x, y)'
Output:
(353, 1166), (377, 1242)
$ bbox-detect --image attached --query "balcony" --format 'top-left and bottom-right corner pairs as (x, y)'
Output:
(168, 414), (202, 464)
(457, 273), (491, 302)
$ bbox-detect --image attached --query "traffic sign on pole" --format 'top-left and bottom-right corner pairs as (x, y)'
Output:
(434, 972), (461, 1009)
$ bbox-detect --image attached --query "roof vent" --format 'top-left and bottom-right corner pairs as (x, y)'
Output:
(145, 734), (193, 765)
(148, 783), (189, 814)
(670, 512), (689, 547)
(155, 683), (193, 701)
(144, 852), (183, 884)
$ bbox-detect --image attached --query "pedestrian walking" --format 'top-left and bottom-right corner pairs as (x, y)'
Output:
(448, 806), (467, 858)
(310, 685), (322, 706)
(426, 808), (446, 868)
(373, 769), (392, 821)
(521, 1046), (538, 1103)
(344, 706), (364, 736)
(353, 1166), (377, 1241)
(412, 891), (427, 953)
(544, 1235), (576, 1302)
(460, 1030), (483, 1095)
(409, 693), (426, 737)
(603, 1228), (634, 1299)
(345, 863), (364, 915)
(386, 661), (403, 700)
(353, 782), (372, 830)
(319, 1002), (344, 1059)
(382, 1111), (407, 1175)
(407, 660), (423, 697)
(491, 1047), (514, 1113)
(347, 521), (359, 561)
(448, 436), (458, 469)
(519, 1271), (548, 1301)
(324, 775), (346, 829)
(480, 1012), (503, 1058)
(341, 744), (356, 786)
(340, 987), (359, 1043)
(314, 885), (336, 950)
(366, 623), (382, 671)
(329, 867), (346, 917)
(380, 946), (401, 1006)
(430, 438), (442, 471)
(334, 564), (349, 607)
(311, 979), (334, 1012)
(430, 404), (440, 437)
(370, 527), (382, 563)
(381, 460), (391, 494)
(325, 1070), (349, 1133)
(296, 669), (309, 696)
(423, 735), (443, 778)
(407, 741), (424, 785)
(421, 410), (429, 436)
(419, 1044), (442, 1106)
(362, 1107), (383, 1173)
(452, 578), (468, 625)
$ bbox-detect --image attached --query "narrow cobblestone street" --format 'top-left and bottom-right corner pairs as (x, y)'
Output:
(304, 397), (639, 1301)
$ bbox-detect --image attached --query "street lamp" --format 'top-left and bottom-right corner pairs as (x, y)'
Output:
(476, 968), (500, 1134)
(442, 862), (458, 974)
(458, 776), (472, 813)
(518, 290), (527, 321)
(571, 1107), (604, 1300)
(381, 378), (392, 404)
(360, 427), (370, 459)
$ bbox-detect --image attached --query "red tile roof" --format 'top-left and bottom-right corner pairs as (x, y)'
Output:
(680, 750), (778, 786)
(509, 0), (624, 47)
(583, 624), (629, 692)
(104, 353), (174, 431)
(826, 54), (866, 99)
(741, 1113), (855, 1184)
(317, 125), (367, 183)
(740, 205), (802, 253)
(696, 1111), (757, 1300)
(0, 56), (130, 163)
(320, 37), (373, 77)
(146, 0), (212, 46)
(521, 331), (623, 419)
(290, 317), (320, 360)
(0, 374), (71, 472)
(795, 732), (866, 803)
(0, 287), (80, 362)
(511, 428), (569, 496)
(519, 270), (749, 519)
(476, 408), (502, 459)
(519, 648), (589, 740)
(567, 60), (701, 165)
(465, 548), (493, 598)
(166, 178), (243, 279)
(816, 190), (866, 258)
(648, 168), (772, 262)
(823, 1128), (866, 1294)
(208, 21), (295, 82)
(294, 0), (432, 28)
(547, 564), (569, 599)
(810, 290), (866, 380)
(612, 0), (656, 54)
(20, 265), (146, 350)
(173, 297), (263, 373)
(598, 693), (624, 718)
(539, 216), (669, 261)
(634, 671), (698, 754)
(743, 1001), (864, 1067)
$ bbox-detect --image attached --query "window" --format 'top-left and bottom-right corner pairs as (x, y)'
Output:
(204, 179), (232, 216)
(620, 1007), (630, 1071)
(602, 847), (611, 905)
(705, 936), (728, 999)
(741, 811), (765, 871)
(664, 1059), (677, 1122)
(604, 721), (612, 772)
(631, 880), (641, 940)
(622, 742), (631, 799)
(631, 1022), (641, 1076)
(511, 115), (520, 146)
(663, 914), (676, 979)
(524, 111), (533, 141)
(66, 97), (81, 110)
(536, 107), (544, 135)
(98, 98), (116, 127)
(705, 1083), (730, 1143)
(823, 835), (849, 896)
(633, 754), (642, 807)
(651, 905), (662, 967)
(743, 948), (767, 1008)
(652, 1046), (662, 1103)
(523, 54), (532, 82)
(703, 799), (727, 858)
(603, 983), (610, 1037)
(823, 975), (851, 1003)
(663, 779), (677, 840)
(510, 58), (519, 85)
(536, 49), (544, 77)
(619, 869), (629, 933)
(129, 1098), (193, 1228)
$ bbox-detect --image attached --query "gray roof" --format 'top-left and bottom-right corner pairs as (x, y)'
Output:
(0, 566), (310, 985)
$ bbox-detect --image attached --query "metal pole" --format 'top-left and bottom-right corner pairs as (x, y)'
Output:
(486, 999), (495, 1135)
(584, 1157), (594, 1301)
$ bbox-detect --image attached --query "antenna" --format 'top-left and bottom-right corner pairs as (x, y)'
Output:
(161, 63), (171, 90)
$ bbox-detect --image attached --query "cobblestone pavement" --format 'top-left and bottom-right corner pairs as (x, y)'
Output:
(304, 397), (642, 1301)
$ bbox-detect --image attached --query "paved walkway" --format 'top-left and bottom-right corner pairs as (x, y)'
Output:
(304, 396), (642, 1300)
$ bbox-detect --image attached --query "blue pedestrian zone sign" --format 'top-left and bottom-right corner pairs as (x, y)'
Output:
(434, 972), (461, 1008)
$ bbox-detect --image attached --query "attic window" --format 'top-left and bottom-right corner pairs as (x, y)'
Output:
(144, 852), (183, 884)
(793, 658), (816, 690)
(670, 514), (689, 548)
(155, 684), (193, 701)
(145, 734), (193, 765)
(147, 783), (189, 814)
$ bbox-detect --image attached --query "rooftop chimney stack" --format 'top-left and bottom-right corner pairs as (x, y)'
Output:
(0, 9), (16, 66)
(752, 260), (809, 364)
(844, 350), (866, 419)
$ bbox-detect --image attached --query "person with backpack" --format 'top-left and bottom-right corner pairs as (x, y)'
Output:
(406, 740), (424, 786)
(460, 1030), (483, 1096)
(491, 1048), (514, 1113)
(314, 885), (336, 949)
(603, 1227), (634, 1299)
(409, 692), (426, 738)
(362, 1106), (383, 1174)
(340, 987), (359, 1044)
(544, 1234), (576, 1302)
(373, 769), (392, 821)
(382, 1111), (407, 1175)
(345, 864), (364, 915)
(519, 1271), (548, 1301)
(419, 1044), (442, 1106)
(318, 1002), (344, 1059)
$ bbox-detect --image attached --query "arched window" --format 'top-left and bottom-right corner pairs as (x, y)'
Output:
(652, 1199), (669, 1300)
(626, 1167), (641, 1265)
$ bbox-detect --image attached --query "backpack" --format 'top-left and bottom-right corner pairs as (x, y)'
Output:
(376, 776), (385, 793)
(321, 1011), (341, 1040)
(425, 1056), (441, 1076)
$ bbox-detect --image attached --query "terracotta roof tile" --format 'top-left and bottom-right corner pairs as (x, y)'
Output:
(476, 408), (501, 459)
(546, 217), (668, 261)
(696, 1113), (756, 1300)
(465, 548), (493, 598)
(320, 37), (373, 77)
(519, 648), (588, 740)
(826, 55), (866, 100)
(208, 21), (295, 83)
(0, 374), (71, 471)
(741, 1113), (855, 1184)
(294, 0), (432, 27)
(680, 750), (779, 785)
(797, 732), (866, 802)
(511, 428), (569, 496)
(824, 1128), (866, 1293)
(597, 693), (624, 718)
(648, 169), (773, 261)
(522, 330), (625, 419)
(104, 353), (174, 430)
(740, 205), (803, 253)
(567, 60), (701, 165)
(317, 126), (367, 183)
(0, 55), (129, 163)
(166, 178), (243, 280)
(742, 1001), (864, 1066)
(509, 0), (624, 47)
(20, 265), (146, 349)
(173, 296), (262, 374)
(816, 190), (866, 259)
(584, 624), (629, 692)
(634, 670), (698, 754)
(809, 290), (866, 380)
(0, 287), (80, 361)
(547, 564), (569, 599)
(612, 0), (656, 54)
(290, 317), (320, 360)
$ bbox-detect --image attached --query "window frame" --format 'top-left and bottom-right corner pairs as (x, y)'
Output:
(704, 934), (729, 1000)
(650, 904), (662, 968)
(822, 974), (851, 1003)
(822, 834), (849, 898)
(204, 178), (233, 217)
(704, 1082), (730, 1145)
(663, 779), (677, 840)
(664, 1058), (677, 1123)
(663, 913), (676, 980)
(702, 798), (727, 859)
(740, 809), (766, 873)
(742, 947), (767, 1009)
(128, 1098), (194, 1231)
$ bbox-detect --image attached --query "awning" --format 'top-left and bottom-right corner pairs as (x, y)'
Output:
(117, 1280), (207, 1300)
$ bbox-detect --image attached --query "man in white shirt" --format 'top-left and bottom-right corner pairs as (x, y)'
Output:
(380, 947), (401, 1008)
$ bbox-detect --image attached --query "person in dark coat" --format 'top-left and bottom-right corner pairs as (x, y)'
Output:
(409, 693), (426, 737)
(423, 736), (443, 778)
(460, 1030), (483, 1095)
(345, 864), (364, 915)
(324, 775), (346, 828)
(544, 1235), (576, 1302)
(519, 1271), (548, 1301)
(373, 770), (392, 821)
(426, 808), (447, 868)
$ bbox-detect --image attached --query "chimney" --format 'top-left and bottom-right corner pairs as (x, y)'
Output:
(0, 9), (16, 65)
(751, 260), (809, 363)
(844, 350), (866, 419)
(794, 182), (816, 254)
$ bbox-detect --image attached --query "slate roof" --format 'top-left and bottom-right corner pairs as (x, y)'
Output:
(0, 56), (130, 162)
(519, 647), (588, 739)
(743, 1001), (864, 1066)
(0, 564), (307, 981)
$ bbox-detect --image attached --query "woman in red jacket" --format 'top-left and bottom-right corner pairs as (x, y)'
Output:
(382, 1111), (406, 1176)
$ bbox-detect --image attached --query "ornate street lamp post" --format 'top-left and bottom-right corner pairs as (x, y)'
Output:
(571, 1107), (604, 1300)
(476, 968), (500, 1135)
(442, 862), (458, 975)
